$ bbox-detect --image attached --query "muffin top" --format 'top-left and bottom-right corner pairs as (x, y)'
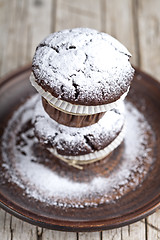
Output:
(32, 28), (134, 106)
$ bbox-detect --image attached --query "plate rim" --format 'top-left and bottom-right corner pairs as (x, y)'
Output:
(0, 65), (160, 232)
(0, 193), (160, 232)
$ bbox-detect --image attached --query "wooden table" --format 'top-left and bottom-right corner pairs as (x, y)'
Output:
(0, 0), (160, 239)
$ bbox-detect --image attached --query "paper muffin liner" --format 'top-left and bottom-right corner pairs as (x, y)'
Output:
(30, 73), (129, 115)
(42, 97), (105, 127)
(47, 124), (126, 169)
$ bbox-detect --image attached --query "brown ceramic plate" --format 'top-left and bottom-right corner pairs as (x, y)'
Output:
(0, 65), (160, 232)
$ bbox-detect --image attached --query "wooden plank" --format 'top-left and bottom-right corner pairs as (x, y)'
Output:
(78, 232), (101, 240)
(0, 0), (19, 76)
(10, 215), (37, 240)
(102, 228), (121, 240)
(0, 0), (32, 75)
(42, 228), (77, 240)
(104, 0), (137, 66)
(0, 208), (37, 240)
(0, 209), (11, 240)
(0, 208), (76, 240)
(103, 222), (145, 240)
(147, 210), (160, 240)
(121, 222), (145, 240)
(28, 0), (53, 60)
(0, 0), (9, 76)
(137, 0), (160, 80)
(55, 0), (102, 32)
(0, 0), (52, 77)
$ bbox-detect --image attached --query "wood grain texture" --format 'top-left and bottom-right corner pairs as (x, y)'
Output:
(55, 0), (102, 31)
(137, 0), (160, 80)
(104, 0), (137, 66)
(42, 228), (77, 240)
(0, 209), (37, 240)
(0, 0), (52, 77)
(78, 232), (101, 240)
(147, 211), (160, 240)
(10, 215), (37, 240)
(0, 0), (160, 239)
(119, 222), (145, 240)
(27, 0), (53, 58)
(0, 209), (12, 240)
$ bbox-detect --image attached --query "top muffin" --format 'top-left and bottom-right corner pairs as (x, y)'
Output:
(31, 28), (134, 114)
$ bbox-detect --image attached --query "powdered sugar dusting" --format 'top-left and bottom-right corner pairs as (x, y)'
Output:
(1, 95), (155, 208)
(32, 28), (134, 105)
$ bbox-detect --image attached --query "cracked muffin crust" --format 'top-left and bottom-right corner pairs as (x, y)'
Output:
(31, 28), (134, 115)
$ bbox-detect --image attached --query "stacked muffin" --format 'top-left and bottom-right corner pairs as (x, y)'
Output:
(30, 28), (134, 168)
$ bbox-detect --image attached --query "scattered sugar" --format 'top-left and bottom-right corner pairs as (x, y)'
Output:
(1, 95), (155, 208)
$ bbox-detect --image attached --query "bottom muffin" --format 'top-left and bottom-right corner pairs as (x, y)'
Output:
(33, 98), (125, 166)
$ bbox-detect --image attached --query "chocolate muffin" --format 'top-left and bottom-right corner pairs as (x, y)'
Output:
(30, 28), (134, 127)
(32, 98), (125, 163)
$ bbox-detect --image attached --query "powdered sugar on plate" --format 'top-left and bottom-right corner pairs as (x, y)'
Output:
(1, 95), (155, 208)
